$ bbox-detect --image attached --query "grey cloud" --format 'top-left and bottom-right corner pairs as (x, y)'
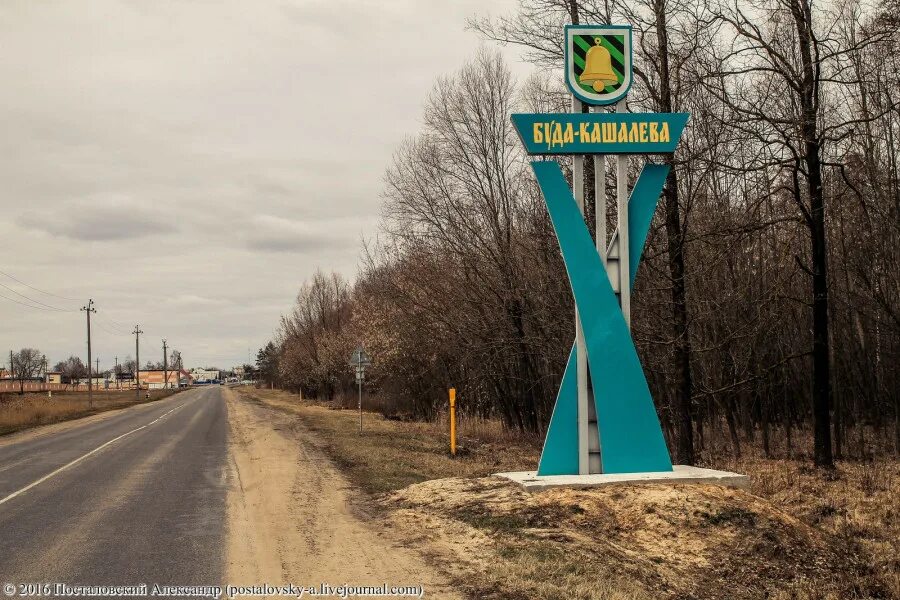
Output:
(0, 0), (524, 368)
(163, 294), (232, 308)
(242, 214), (351, 254)
(18, 200), (176, 241)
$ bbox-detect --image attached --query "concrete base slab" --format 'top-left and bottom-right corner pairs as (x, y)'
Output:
(496, 465), (750, 492)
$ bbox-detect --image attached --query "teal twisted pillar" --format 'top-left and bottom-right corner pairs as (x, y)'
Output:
(536, 161), (673, 475)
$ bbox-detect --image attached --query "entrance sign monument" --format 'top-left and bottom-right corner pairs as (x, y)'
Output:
(499, 25), (748, 490)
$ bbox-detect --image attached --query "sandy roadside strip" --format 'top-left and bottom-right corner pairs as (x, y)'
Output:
(224, 388), (461, 598)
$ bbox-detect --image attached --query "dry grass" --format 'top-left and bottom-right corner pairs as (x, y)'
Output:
(693, 426), (900, 597)
(713, 455), (900, 598)
(237, 388), (899, 599)
(234, 387), (539, 494)
(387, 477), (889, 600)
(0, 389), (182, 436)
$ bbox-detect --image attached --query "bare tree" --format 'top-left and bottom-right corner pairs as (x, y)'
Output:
(11, 348), (43, 394)
(53, 355), (88, 389)
(701, 0), (896, 467)
(267, 2), (900, 462)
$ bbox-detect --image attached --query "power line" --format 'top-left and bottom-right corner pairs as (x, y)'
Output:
(93, 313), (131, 335)
(0, 269), (80, 302)
(0, 280), (75, 312)
(104, 312), (150, 335)
(0, 290), (72, 312)
(94, 318), (128, 337)
(105, 315), (133, 330)
(0, 272), (173, 370)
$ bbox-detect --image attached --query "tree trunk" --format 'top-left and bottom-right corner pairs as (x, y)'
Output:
(568, 0), (579, 24)
(791, 0), (833, 468)
(834, 391), (843, 460)
(655, 0), (694, 465)
(894, 395), (900, 455)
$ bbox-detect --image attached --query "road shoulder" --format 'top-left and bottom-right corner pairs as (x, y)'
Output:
(223, 387), (462, 598)
(229, 388), (896, 600)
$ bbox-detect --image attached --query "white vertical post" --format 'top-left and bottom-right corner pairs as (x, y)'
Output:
(615, 99), (631, 329)
(572, 96), (589, 475)
(593, 105), (608, 474)
(595, 106), (607, 263)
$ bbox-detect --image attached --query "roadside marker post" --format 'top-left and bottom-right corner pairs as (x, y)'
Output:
(449, 388), (457, 457)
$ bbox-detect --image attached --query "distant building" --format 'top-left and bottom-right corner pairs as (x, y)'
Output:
(47, 372), (62, 384)
(139, 369), (193, 389)
(190, 368), (220, 383)
(232, 366), (245, 378)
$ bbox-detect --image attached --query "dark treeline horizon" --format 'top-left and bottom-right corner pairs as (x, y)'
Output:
(264, 0), (899, 467)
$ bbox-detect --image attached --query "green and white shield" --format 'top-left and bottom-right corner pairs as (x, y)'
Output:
(565, 25), (633, 106)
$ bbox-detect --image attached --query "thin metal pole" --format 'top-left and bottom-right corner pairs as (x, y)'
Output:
(593, 104), (608, 475)
(163, 339), (168, 391)
(595, 106), (607, 263)
(572, 96), (589, 475)
(616, 99), (631, 329)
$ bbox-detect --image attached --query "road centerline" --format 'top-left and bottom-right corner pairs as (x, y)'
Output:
(0, 402), (186, 507)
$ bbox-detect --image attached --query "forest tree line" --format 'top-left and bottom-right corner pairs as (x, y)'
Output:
(262, 0), (899, 467)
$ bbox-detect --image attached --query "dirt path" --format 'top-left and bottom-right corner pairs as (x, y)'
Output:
(224, 388), (461, 598)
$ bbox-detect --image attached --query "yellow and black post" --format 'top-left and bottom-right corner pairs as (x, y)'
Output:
(449, 388), (457, 457)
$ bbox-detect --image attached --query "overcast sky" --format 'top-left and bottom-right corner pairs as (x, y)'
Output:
(0, 0), (529, 370)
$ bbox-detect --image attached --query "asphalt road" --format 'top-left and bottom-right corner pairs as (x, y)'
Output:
(0, 386), (228, 588)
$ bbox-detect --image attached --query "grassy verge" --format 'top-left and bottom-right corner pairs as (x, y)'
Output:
(233, 387), (540, 494)
(716, 454), (900, 596)
(235, 387), (899, 599)
(0, 389), (184, 436)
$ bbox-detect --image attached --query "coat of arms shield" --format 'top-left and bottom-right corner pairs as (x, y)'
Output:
(565, 25), (633, 106)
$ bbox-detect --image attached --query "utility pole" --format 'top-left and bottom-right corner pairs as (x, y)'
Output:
(133, 325), (143, 401)
(162, 339), (168, 390)
(41, 355), (47, 391)
(115, 356), (120, 389)
(7, 350), (13, 394)
(95, 357), (100, 391)
(81, 299), (96, 409)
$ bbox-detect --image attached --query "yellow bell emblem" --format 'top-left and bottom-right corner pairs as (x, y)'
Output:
(579, 37), (617, 92)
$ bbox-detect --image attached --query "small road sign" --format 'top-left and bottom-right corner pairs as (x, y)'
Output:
(350, 347), (371, 367)
(350, 347), (371, 433)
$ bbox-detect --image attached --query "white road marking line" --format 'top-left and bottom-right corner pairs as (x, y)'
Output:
(0, 403), (186, 506)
